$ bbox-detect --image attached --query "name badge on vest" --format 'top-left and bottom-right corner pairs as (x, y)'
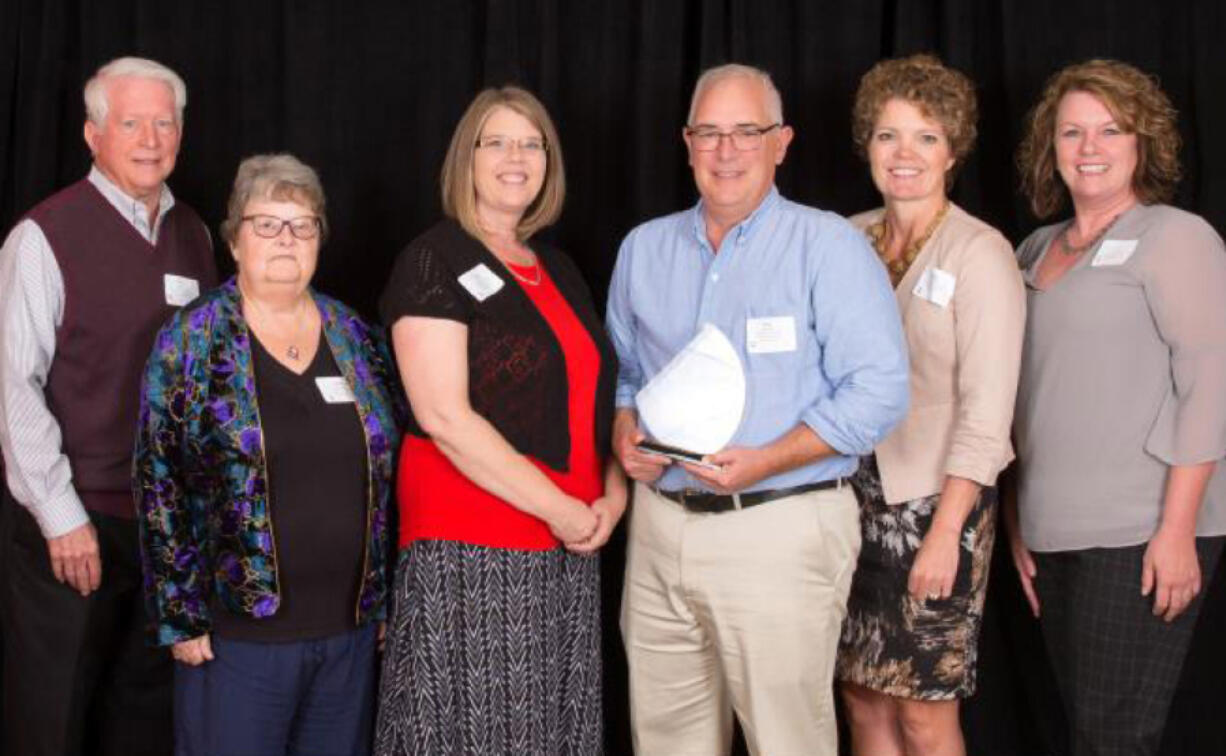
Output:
(315, 376), (356, 404)
(163, 274), (200, 307)
(912, 266), (956, 308)
(746, 316), (797, 354)
(457, 264), (505, 302)
(1091, 240), (1139, 267)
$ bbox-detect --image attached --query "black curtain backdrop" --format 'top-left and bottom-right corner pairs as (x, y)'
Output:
(2, 1), (1225, 754)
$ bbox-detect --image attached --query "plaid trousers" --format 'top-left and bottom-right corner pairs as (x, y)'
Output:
(1033, 537), (1224, 756)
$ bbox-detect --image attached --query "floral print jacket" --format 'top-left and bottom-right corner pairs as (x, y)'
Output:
(135, 278), (403, 646)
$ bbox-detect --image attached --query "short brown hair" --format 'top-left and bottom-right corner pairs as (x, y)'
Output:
(440, 87), (565, 241)
(1016, 59), (1181, 218)
(221, 153), (328, 245)
(852, 54), (978, 180)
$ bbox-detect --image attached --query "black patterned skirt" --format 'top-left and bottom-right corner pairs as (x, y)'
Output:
(374, 541), (602, 755)
(835, 457), (997, 700)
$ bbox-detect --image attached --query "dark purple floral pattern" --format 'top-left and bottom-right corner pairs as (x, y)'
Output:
(135, 278), (404, 646)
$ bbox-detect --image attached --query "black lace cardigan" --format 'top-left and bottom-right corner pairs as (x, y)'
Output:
(379, 218), (617, 471)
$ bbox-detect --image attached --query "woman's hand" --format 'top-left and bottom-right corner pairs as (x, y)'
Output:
(1143, 526), (1201, 622)
(908, 527), (960, 601)
(548, 497), (600, 544)
(172, 634), (214, 666)
(1004, 494), (1040, 617)
(566, 494), (628, 554)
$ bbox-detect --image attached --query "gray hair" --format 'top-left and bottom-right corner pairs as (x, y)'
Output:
(221, 154), (329, 245)
(84, 56), (187, 127)
(687, 64), (784, 125)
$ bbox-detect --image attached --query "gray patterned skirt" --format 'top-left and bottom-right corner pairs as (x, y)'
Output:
(374, 541), (602, 755)
(835, 456), (997, 700)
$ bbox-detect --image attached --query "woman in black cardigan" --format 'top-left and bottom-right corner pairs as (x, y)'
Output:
(373, 87), (625, 755)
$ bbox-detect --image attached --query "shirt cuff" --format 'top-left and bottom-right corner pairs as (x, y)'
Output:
(615, 386), (638, 408)
(26, 489), (90, 538)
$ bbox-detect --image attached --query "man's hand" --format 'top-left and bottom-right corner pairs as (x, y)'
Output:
(680, 446), (773, 494)
(47, 522), (102, 596)
(613, 409), (670, 484)
(172, 634), (214, 666)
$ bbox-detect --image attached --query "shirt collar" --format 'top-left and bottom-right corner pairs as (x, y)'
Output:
(88, 165), (175, 239)
(690, 185), (781, 249)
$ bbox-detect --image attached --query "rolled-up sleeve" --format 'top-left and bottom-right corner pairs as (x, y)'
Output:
(606, 233), (644, 409)
(946, 231), (1026, 484)
(801, 224), (910, 455)
(1141, 217), (1226, 466)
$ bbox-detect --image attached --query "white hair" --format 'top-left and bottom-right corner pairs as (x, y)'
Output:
(687, 63), (784, 125)
(84, 57), (187, 127)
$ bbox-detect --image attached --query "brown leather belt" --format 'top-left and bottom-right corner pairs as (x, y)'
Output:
(651, 479), (843, 514)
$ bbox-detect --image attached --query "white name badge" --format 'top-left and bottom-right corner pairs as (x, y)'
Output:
(912, 266), (956, 308)
(1091, 240), (1139, 267)
(163, 274), (200, 306)
(746, 316), (797, 354)
(315, 376), (356, 404)
(457, 264), (505, 302)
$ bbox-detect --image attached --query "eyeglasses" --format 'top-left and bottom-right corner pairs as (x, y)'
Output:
(686, 123), (781, 152)
(475, 135), (548, 155)
(242, 215), (321, 240)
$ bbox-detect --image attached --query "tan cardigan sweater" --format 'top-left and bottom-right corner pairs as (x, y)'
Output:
(850, 204), (1025, 504)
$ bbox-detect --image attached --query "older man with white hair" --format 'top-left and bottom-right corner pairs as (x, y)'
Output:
(0, 56), (216, 755)
(607, 63), (909, 754)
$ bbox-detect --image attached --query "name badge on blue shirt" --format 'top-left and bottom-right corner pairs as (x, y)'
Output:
(746, 316), (796, 354)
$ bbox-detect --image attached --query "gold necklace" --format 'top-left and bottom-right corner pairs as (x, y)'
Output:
(486, 235), (542, 286)
(867, 201), (950, 287)
(505, 261), (543, 286)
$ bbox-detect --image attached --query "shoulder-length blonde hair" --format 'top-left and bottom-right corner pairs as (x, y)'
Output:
(440, 86), (566, 242)
(1016, 59), (1181, 219)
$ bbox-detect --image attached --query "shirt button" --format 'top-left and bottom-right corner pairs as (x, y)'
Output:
(710, 272), (720, 282)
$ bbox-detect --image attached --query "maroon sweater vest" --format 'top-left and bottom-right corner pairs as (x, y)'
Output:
(25, 179), (218, 517)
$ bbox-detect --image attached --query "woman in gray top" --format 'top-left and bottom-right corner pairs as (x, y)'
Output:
(1008, 59), (1226, 756)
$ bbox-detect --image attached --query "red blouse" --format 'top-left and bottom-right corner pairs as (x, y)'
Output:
(397, 261), (604, 550)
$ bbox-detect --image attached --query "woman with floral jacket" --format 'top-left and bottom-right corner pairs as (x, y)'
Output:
(134, 154), (402, 756)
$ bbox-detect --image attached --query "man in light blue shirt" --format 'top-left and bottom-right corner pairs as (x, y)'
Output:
(608, 63), (908, 755)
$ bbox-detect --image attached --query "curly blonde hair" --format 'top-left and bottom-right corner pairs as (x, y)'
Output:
(1016, 59), (1181, 218)
(852, 54), (978, 182)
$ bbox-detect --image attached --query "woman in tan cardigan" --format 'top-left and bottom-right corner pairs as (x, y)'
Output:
(835, 55), (1025, 756)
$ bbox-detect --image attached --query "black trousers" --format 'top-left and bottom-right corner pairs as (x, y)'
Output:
(0, 490), (173, 756)
(1033, 537), (1225, 756)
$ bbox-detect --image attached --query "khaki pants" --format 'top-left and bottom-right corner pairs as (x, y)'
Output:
(621, 482), (860, 756)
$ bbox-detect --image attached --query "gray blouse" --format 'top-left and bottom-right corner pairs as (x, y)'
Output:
(1014, 203), (1226, 552)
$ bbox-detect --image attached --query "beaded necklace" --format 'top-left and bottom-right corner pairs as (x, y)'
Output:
(867, 201), (950, 287)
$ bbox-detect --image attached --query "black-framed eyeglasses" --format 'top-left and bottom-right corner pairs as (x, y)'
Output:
(242, 215), (321, 240)
(474, 135), (548, 155)
(685, 123), (781, 152)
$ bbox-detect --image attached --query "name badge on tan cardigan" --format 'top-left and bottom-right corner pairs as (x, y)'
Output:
(912, 266), (956, 308)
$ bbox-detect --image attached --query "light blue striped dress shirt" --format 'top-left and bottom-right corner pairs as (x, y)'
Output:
(606, 187), (909, 493)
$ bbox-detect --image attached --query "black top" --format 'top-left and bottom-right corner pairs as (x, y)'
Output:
(212, 331), (368, 642)
(379, 218), (617, 471)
